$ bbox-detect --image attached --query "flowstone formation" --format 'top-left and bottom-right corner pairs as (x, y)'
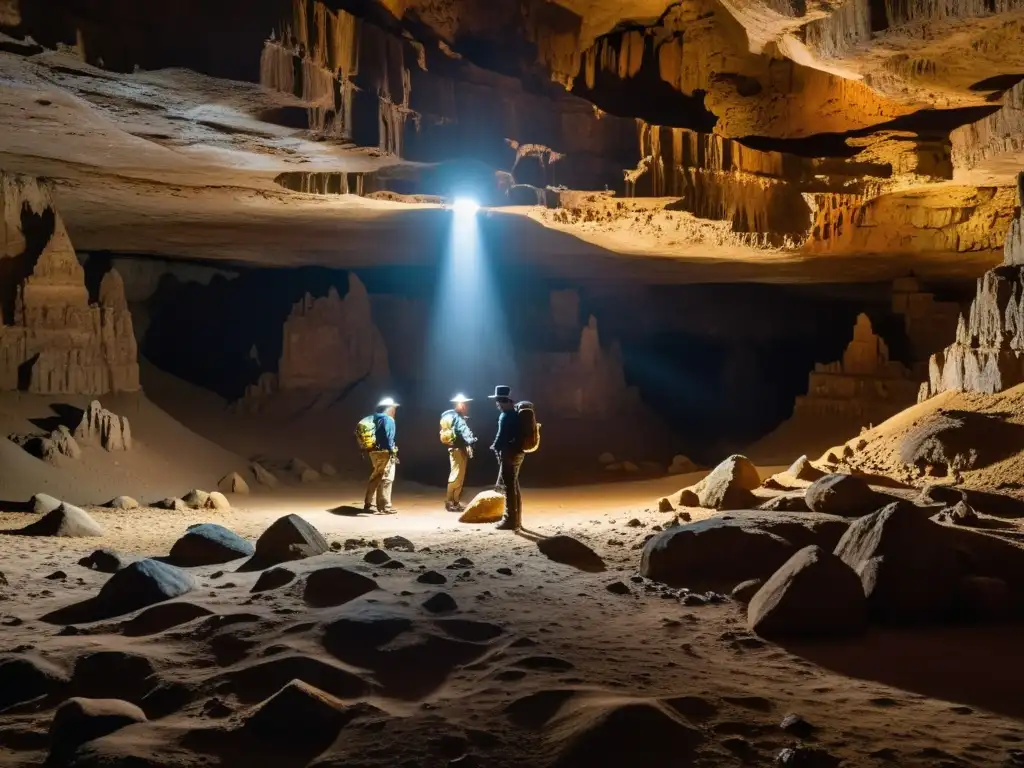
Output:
(923, 174), (1024, 398)
(242, 275), (388, 407)
(0, 173), (139, 395)
(792, 313), (917, 425)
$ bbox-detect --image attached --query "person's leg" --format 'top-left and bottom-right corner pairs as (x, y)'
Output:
(377, 454), (396, 512)
(508, 454), (523, 527)
(445, 449), (460, 506)
(451, 448), (468, 506)
(364, 452), (384, 509)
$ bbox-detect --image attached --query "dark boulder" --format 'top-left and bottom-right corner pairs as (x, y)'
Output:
(697, 455), (760, 510)
(835, 502), (963, 623)
(303, 567), (378, 608)
(49, 697), (146, 759)
(244, 514), (328, 569)
(805, 474), (881, 517)
(168, 523), (254, 566)
(748, 545), (866, 638)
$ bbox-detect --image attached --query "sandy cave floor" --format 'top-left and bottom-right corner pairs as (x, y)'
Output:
(4, 481), (1024, 767)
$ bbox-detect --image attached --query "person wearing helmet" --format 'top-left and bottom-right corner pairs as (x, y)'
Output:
(363, 397), (399, 515)
(440, 393), (478, 512)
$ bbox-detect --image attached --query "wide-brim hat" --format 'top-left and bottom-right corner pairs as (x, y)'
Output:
(450, 393), (472, 404)
(487, 385), (512, 400)
(377, 396), (400, 408)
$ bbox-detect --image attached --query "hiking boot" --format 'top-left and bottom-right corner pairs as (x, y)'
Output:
(362, 505), (375, 514)
(445, 502), (461, 513)
(376, 507), (398, 515)
(494, 516), (519, 531)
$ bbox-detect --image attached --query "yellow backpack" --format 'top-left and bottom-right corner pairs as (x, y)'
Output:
(355, 415), (377, 451)
(439, 412), (457, 447)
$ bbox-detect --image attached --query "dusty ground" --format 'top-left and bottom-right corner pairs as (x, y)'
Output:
(4, 473), (1024, 767)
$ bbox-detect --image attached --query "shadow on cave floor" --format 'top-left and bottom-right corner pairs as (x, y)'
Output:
(28, 402), (85, 433)
(781, 624), (1024, 720)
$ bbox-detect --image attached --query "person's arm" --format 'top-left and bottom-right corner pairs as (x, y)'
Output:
(457, 415), (476, 445)
(385, 415), (397, 453)
(492, 411), (512, 454)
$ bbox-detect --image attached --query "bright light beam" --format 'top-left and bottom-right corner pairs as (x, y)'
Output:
(426, 196), (516, 408)
(452, 197), (480, 215)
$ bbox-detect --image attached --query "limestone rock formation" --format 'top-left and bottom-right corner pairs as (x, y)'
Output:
(923, 176), (1024, 398)
(241, 276), (388, 407)
(891, 276), (961, 367)
(0, 173), (139, 395)
(74, 401), (132, 452)
(792, 313), (918, 425)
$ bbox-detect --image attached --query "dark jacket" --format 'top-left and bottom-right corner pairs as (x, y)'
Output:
(374, 412), (397, 452)
(441, 409), (477, 448)
(491, 407), (521, 455)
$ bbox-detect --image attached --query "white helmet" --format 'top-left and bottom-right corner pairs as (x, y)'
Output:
(450, 393), (472, 404)
(377, 396), (400, 408)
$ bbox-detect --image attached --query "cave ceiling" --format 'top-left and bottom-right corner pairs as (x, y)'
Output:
(0, 0), (1023, 283)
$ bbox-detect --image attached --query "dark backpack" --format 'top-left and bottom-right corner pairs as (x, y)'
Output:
(516, 401), (540, 453)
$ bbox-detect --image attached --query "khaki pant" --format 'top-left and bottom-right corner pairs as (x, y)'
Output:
(446, 448), (469, 504)
(364, 451), (396, 511)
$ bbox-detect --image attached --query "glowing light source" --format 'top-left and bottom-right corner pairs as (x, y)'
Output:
(452, 197), (480, 215)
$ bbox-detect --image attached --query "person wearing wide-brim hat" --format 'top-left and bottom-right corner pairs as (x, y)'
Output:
(488, 385), (524, 530)
(439, 393), (478, 512)
(363, 396), (400, 515)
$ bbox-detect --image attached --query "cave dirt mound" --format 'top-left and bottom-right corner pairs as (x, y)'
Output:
(840, 385), (1024, 496)
(0, 390), (246, 505)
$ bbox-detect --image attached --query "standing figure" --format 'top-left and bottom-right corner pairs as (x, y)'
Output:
(359, 396), (400, 515)
(489, 385), (524, 530)
(440, 393), (478, 512)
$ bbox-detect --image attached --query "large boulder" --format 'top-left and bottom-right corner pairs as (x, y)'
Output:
(641, 516), (794, 589)
(247, 514), (329, 568)
(748, 545), (866, 638)
(182, 489), (210, 510)
(834, 502), (963, 623)
(805, 474), (880, 517)
(79, 549), (124, 574)
(241, 680), (348, 744)
(786, 455), (824, 482)
(18, 503), (104, 537)
(0, 655), (68, 710)
(696, 455), (760, 510)
(31, 493), (64, 514)
(49, 697), (146, 759)
(250, 462), (279, 488)
(168, 524), (254, 566)
(303, 567), (378, 608)
(218, 472), (250, 494)
(459, 490), (504, 524)
(96, 559), (196, 615)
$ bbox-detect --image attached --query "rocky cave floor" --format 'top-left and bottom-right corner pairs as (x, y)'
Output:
(5, 465), (1024, 767)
